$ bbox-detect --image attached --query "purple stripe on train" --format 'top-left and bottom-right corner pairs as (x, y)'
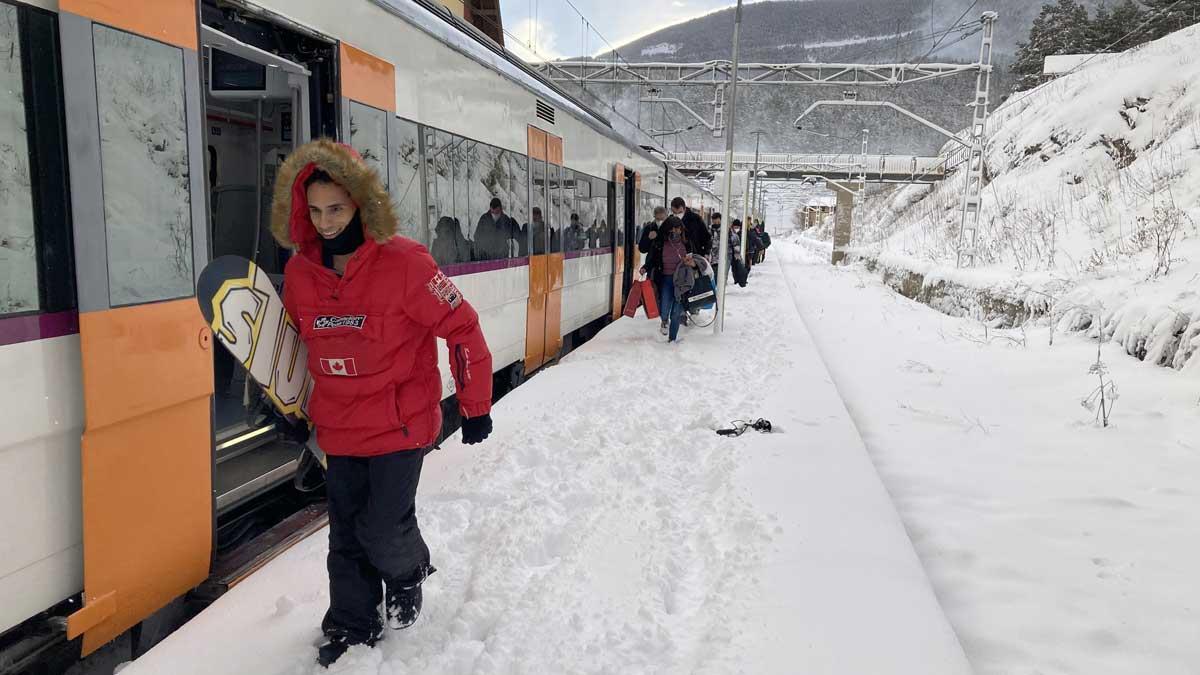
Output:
(0, 310), (80, 347)
(440, 257), (531, 278)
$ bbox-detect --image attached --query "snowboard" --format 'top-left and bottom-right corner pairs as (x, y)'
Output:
(197, 256), (329, 473)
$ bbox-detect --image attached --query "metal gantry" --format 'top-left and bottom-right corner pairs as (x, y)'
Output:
(666, 152), (948, 183)
(956, 11), (997, 269)
(534, 60), (983, 88)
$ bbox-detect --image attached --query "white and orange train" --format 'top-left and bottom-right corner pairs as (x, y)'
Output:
(0, 0), (718, 669)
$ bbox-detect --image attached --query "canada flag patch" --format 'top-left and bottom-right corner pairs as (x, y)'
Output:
(320, 357), (358, 376)
(427, 271), (462, 310)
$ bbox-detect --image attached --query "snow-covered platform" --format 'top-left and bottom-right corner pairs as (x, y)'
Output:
(123, 257), (969, 674)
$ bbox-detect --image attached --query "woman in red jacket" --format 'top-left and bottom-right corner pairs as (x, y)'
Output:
(270, 139), (494, 667)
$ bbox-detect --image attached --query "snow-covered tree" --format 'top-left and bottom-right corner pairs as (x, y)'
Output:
(1089, 1), (1150, 52)
(1142, 0), (1200, 39)
(1011, 0), (1094, 91)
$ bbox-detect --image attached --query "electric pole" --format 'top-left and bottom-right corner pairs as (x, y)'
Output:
(714, 0), (743, 335)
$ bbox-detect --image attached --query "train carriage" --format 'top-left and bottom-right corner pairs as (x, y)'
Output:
(0, 0), (717, 669)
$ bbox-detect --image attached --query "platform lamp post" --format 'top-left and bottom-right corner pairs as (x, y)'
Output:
(749, 130), (766, 221)
(714, 0), (743, 335)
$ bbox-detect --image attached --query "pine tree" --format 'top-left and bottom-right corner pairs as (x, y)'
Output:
(1090, 1), (1150, 51)
(1142, 0), (1200, 40)
(1011, 0), (1094, 91)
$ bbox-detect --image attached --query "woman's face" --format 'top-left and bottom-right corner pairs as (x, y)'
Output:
(307, 180), (358, 240)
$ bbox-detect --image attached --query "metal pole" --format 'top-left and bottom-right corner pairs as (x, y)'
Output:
(714, 0), (743, 335)
(741, 170), (750, 263)
(750, 130), (764, 221)
(858, 128), (868, 232)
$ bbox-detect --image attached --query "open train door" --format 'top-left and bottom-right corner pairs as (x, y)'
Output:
(59, 0), (214, 655)
(619, 168), (639, 301)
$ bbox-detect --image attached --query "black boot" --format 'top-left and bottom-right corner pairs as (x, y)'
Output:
(316, 628), (381, 668)
(384, 564), (436, 630)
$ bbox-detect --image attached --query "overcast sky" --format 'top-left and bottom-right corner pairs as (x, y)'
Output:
(498, 0), (744, 61)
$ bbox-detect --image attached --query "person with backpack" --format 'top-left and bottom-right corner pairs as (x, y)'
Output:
(641, 215), (695, 343)
(756, 221), (771, 262)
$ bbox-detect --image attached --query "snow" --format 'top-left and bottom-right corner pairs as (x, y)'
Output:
(788, 31), (919, 50)
(828, 24), (1200, 375)
(639, 42), (679, 57)
(778, 242), (1200, 675)
(121, 255), (968, 674)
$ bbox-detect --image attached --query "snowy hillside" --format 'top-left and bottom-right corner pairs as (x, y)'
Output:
(839, 24), (1200, 374)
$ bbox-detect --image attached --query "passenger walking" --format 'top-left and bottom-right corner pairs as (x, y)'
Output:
(639, 205), (668, 255)
(756, 221), (771, 262)
(641, 216), (695, 343)
(707, 211), (723, 278)
(729, 219), (749, 288)
(671, 197), (712, 256)
(270, 139), (495, 668)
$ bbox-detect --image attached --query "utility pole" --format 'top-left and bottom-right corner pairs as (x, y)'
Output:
(714, 0), (743, 335)
(741, 170), (751, 264)
(749, 130), (766, 222)
(858, 128), (868, 232)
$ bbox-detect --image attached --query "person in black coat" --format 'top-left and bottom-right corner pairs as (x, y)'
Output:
(639, 206), (669, 254)
(671, 197), (712, 257)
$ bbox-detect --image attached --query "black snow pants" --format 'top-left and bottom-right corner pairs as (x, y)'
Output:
(322, 448), (430, 642)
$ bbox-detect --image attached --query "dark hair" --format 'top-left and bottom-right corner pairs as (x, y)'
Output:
(304, 168), (338, 189)
(670, 197), (686, 209)
(490, 197), (502, 209)
(711, 212), (722, 220)
(732, 219), (742, 228)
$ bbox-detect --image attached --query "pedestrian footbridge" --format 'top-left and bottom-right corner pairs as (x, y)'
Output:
(665, 151), (950, 183)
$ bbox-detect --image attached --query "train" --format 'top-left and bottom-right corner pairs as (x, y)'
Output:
(0, 0), (719, 670)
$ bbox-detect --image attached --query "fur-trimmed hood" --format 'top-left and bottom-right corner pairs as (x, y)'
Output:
(270, 138), (398, 253)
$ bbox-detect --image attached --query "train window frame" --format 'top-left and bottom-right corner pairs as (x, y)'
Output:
(0, 1), (76, 320)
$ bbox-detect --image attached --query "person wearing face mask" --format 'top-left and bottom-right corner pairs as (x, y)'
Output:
(271, 139), (495, 667)
(729, 218), (749, 288)
(641, 215), (695, 343)
(638, 205), (668, 255)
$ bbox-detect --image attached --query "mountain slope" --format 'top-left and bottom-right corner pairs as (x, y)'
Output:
(605, 0), (1106, 65)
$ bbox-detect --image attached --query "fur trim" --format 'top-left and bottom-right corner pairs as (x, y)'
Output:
(270, 138), (398, 250)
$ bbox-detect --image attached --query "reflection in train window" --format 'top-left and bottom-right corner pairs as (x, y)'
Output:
(425, 126), (527, 266)
(93, 24), (194, 306)
(529, 159), (547, 256)
(349, 101), (388, 190)
(592, 176), (610, 249)
(390, 116), (422, 244)
(547, 163), (562, 254)
(0, 5), (38, 315)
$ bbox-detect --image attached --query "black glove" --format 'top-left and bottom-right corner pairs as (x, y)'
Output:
(461, 414), (493, 445)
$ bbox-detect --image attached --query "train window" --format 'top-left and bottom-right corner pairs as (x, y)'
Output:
(349, 101), (388, 190)
(0, 4), (38, 315)
(561, 169), (582, 253)
(529, 160), (547, 256)
(547, 164), (562, 254)
(390, 116), (422, 243)
(502, 150), (529, 257)
(567, 173), (589, 253)
(93, 25), (193, 306)
(592, 177), (610, 249)
(469, 143), (522, 262)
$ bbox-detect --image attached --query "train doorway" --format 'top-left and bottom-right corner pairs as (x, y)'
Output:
(198, 7), (335, 519)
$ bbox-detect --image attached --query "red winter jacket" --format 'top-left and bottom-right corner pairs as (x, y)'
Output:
(271, 139), (492, 456)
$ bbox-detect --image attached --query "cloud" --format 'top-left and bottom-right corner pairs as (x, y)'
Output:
(508, 17), (563, 62)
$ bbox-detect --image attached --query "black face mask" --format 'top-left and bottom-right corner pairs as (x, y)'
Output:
(321, 211), (365, 268)
(669, 231), (682, 242)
